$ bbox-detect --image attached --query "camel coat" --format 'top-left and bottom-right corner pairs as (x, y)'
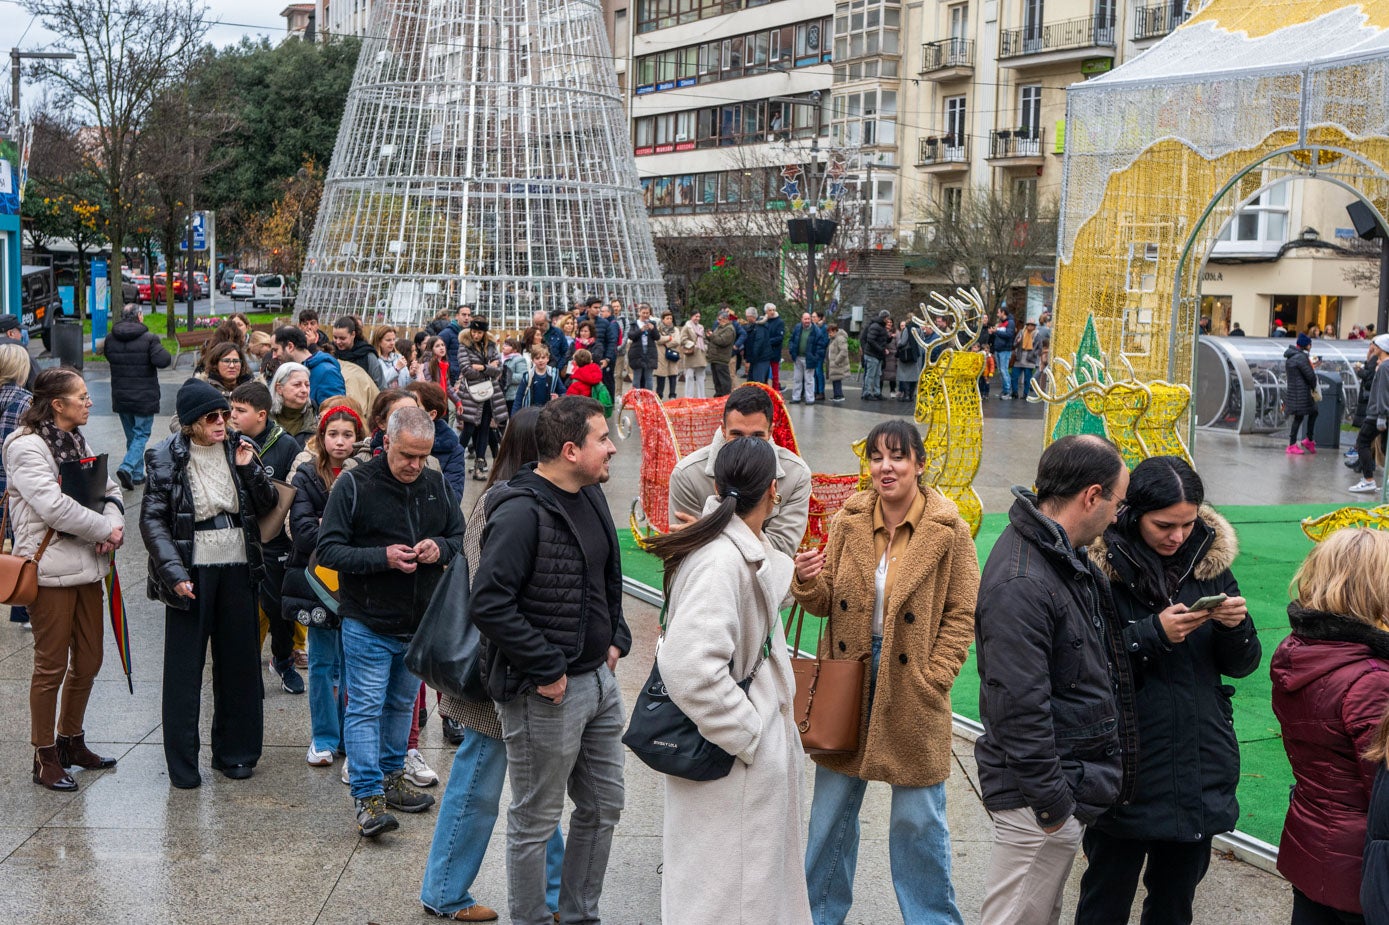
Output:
(656, 322), (682, 377)
(791, 486), (979, 787)
(679, 319), (708, 370)
(658, 505), (811, 925)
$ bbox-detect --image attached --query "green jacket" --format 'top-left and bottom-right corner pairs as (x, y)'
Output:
(706, 322), (738, 365)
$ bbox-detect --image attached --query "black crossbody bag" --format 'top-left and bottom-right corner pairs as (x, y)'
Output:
(622, 603), (771, 782)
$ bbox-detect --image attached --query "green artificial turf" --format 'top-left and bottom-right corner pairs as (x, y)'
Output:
(620, 502), (1349, 848)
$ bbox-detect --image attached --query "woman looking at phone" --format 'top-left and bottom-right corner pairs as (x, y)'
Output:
(1075, 456), (1260, 924)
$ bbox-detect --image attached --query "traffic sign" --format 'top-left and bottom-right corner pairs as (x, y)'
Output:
(178, 212), (208, 251)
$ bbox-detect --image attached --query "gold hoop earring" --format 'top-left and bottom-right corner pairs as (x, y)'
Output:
(772, 492), (783, 506)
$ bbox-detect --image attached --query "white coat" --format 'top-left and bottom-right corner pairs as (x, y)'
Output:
(3, 430), (122, 587)
(656, 503), (812, 925)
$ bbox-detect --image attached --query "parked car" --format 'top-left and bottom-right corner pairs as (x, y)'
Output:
(230, 273), (256, 301)
(21, 265), (66, 352)
(151, 272), (188, 302)
(252, 274), (296, 310)
(218, 268), (239, 295)
(135, 275), (151, 303)
(120, 269), (139, 305)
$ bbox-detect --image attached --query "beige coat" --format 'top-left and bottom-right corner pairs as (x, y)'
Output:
(4, 431), (123, 587)
(668, 427), (812, 559)
(657, 505), (811, 925)
(656, 322), (682, 377)
(791, 486), (979, 787)
(826, 329), (851, 380)
(679, 319), (708, 369)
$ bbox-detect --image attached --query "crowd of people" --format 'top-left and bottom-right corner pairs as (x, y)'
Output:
(5, 296), (1389, 925)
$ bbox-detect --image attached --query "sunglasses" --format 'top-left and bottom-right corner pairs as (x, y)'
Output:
(201, 409), (231, 424)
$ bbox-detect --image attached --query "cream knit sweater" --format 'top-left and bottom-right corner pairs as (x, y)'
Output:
(187, 441), (246, 566)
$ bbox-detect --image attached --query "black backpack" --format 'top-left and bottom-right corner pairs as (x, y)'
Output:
(896, 326), (920, 365)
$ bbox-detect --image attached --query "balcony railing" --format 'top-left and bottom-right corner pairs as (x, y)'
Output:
(1133, 1), (1189, 39)
(921, 38), (975, 72)
(989, 128), (1044, 159)
(999, 15), (1116, 58)
(917, 135), (970, 167)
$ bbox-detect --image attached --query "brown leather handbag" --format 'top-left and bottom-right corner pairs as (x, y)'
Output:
(789, 603), (866, 755)
(258, 479), (297, 544)
(0, 495), (55, 607)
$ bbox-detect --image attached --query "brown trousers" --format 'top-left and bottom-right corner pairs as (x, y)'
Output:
(29, 582), (105, 747)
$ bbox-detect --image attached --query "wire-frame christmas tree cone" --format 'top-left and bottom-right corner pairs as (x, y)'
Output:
(298, 0), (666, 329)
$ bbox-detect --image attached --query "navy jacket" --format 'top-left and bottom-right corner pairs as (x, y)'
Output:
(788, 322), (828, 367)
(761, 314), (786, 364)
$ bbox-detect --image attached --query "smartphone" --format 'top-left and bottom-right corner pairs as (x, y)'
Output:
(1189, 593), (1227, 612)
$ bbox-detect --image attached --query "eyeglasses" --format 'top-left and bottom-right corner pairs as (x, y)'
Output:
(1100, 486), (1126, 505)
(201, 409), (231, 424)
(63, 393), (92, 405)
(218, 356), (243, 365)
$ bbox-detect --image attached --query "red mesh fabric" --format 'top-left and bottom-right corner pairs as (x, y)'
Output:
(804, 474), (860, 551)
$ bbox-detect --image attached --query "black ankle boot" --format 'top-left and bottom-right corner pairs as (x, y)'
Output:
(56, 732), (117, 770)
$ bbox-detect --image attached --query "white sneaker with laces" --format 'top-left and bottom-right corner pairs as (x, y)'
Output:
(341, 756), (351, 785)
(306, 745), (333, 767)
(403, 748), (439, 787)
(1349, 479), (1379, 493)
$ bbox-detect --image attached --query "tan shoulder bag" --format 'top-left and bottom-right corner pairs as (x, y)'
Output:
(789, 603), (866, 755)
(0, 494), (56, 606)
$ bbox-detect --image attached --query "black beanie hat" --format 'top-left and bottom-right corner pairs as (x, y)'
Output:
(177, 378), (230, 427)
(469, 318), (489, 332)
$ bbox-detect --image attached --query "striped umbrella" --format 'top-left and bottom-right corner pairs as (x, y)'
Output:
(105, 562), (133, 694)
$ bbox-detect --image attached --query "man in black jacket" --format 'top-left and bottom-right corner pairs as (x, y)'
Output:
(316, 406), (465, 838)
(229, 381), (303, 695)
(102, 305), (172, 489)
(975, 434), (1136, 924)
(471, 395), (630, 925)
(860, 309), (890, 400)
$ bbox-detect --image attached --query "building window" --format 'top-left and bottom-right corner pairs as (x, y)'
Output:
(1024, 0), (1044, 43)
(1013, 177), (1038, 220)
(1214, 182), (1289, 254)
(634, 16), (831, 92)
(1019, 85), (1042, 136)
(945, 95), (966, 144)
(942, 185), (963, 223)
(636, 0), (798, 34)
(949, 3), (968, 44)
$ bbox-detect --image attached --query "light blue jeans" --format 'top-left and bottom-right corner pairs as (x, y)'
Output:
(341, 617), (418, 799)
(804, 636), (964, 925)
(862, 356), (883, 397)
(118, 413), (153, 480)
(994, 349), (1014, 395)
(307, 625), (345, 755)
(421, 727), (564, 916)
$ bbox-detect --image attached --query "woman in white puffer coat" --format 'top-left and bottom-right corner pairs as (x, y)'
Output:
(4, 367), (124, 792)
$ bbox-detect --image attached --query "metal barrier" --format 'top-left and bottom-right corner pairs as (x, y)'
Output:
(1196, 336), (1369, 433)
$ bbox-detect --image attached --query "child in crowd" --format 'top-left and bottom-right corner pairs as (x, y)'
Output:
(500, 338), (528, 406)
(565, 348), (603, 398)
(512, 346), (562, 413)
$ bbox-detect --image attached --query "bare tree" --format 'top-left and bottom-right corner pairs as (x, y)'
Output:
(908, 185), (1058, 317)
(23, 0), (208, 287)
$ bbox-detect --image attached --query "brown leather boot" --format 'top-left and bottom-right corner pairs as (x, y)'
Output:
(32, 745), (77, 791)
(56, 732), (117, 770)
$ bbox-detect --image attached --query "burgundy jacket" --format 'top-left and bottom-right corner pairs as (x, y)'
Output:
(1272, 605), (1389, 914)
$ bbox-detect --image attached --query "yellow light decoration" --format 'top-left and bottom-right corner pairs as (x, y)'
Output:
(1301, 505), (1389, 543)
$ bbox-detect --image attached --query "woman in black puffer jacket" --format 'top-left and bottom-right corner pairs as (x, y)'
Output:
(1285, 333), (1321, 454)
(139, 379), (275, 789)
(1077, 457), (1261, 925)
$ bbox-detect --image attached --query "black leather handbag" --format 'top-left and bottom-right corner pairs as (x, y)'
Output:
(622, 605), (771, 782)
(405, 551), (482, 701)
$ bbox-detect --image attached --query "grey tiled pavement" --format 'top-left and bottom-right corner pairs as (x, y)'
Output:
(0, 361), (1310, 923)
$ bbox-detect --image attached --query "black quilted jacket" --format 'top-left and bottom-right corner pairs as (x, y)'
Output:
(139, 432), (275, 609)
(470, 464), (632, 701)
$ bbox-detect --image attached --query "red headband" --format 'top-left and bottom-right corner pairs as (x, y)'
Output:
(318, 404), (364, 435)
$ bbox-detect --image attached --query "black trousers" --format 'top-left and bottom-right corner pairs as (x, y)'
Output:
(461, 401), (493, 461)
(656, 375), (678, 399)
(1291, 889), (1366, 925)
(260, 547), (293, 663)
(1074, 828), (1212, 925)
(1355, 418), (1384, 479)
(711, 361), (733, 397)
(163, 563), (264, 787)
(1290, 409), (1319, 444)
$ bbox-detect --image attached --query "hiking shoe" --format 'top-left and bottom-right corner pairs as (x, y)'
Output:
(1286, 444), (1304, 455)
(273, 657), (305, 695)
(306, 745), (334, 767)
(1349, 479), (1379, 493)
(355, 795), (399, 838)
(383, 770), (436, 812)
(404, 748), (439, 787)
(341, 757), (351, 785)
(116, 469), (134, 491)
(1301, 438), (1318, 455)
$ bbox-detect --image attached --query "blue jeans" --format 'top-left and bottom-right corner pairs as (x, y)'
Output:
(421, 728), (564, 916)
(307, 625), (345, 754)
(748, 360), (771, 383)
(1014, 366), (1035, 402)
(862, 357), (883, 397)
(117, 413), (153, 480)
(815, 364), (826, 396)
(341, 617), (418, 799)
(994, 350), (1013, 395)
(632, 367), (653, 391)
(804, 637), (963, 925)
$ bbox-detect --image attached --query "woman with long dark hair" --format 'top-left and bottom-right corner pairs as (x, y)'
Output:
(140, 378), (276, 788)
(198, 341), (253, 395)
(421, 407), (565, 922)
(1273, 528), (1389, 924)
(1076, 456), (1260, 924)
(5, 368), (124, 790)
(643, 436), (808, 924)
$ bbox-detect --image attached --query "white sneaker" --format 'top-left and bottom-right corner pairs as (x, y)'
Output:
(1349, 479), (1379, 493)
(403, 748), (439, 787)
(306, 745), (333, 767)
(341, 756), (351, 785)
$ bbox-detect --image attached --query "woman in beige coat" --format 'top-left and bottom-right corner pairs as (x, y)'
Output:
(656, 309), (682, 400)
(680, 310), (709, 399)
(792, 418), (979, 925)
(648, 436), (811, 925)
(5, 368), (125, 791)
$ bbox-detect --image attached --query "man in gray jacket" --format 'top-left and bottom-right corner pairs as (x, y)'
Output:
(667, 384), (811, 558)
(1349, 333), (1389, 493)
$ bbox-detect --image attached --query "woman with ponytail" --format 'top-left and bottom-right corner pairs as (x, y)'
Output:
(645, 436), (811, 925)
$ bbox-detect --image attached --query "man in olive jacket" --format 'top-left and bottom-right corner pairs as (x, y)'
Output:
(705, 308), (738, 396)
(974, 434), (1137, 924)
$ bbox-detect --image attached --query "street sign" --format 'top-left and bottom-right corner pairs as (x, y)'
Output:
(178, 212), (208, 251)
